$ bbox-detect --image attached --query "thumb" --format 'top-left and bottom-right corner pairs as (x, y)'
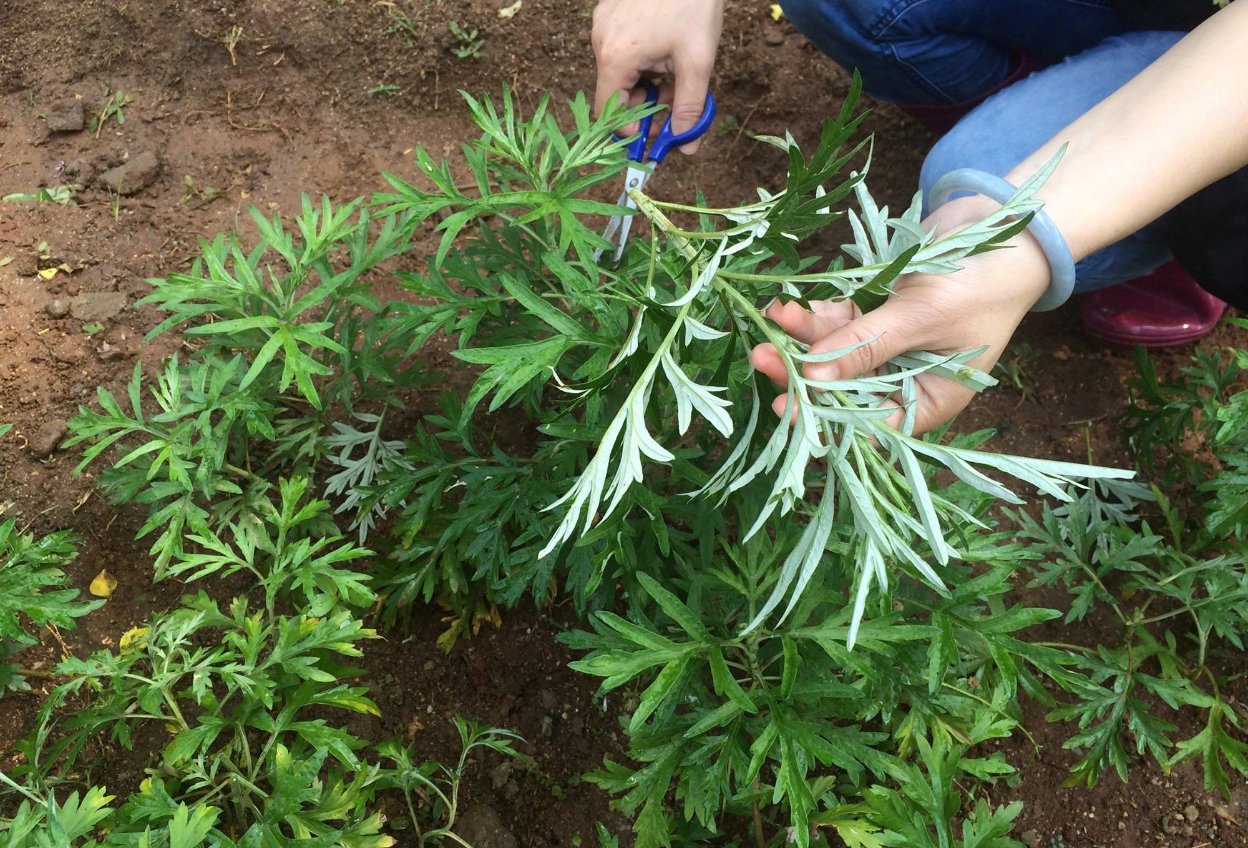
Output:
(671, 53), (713, 153)
(801, 299), (925, 384)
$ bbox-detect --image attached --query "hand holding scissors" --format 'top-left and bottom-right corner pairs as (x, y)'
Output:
(600, 82), (717, 260)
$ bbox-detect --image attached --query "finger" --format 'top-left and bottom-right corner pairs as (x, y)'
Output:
(765, 299), (857, 346)
(749, 342), (789, 387)
(593, 48), (641, 132)
(628, 83), (664, 139)
(651, 80), (676, 138)
(672, 52), (714, 153)
(771, 393), (799, 425)
(802, 299), (928, 384)
(752, 344), (800, 424)
(909, 381), (974, 436)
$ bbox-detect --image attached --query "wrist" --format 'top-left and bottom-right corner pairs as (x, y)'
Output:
(925, 169), (1075, 311)
(922, 195), (1052, 310)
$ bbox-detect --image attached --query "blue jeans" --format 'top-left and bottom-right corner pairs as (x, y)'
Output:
(780, 0), (1183, 291)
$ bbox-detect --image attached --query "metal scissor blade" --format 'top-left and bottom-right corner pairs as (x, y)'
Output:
(611, 166), (651, 260)
(596, 188), (630, 257)
(596, 165), (651, 261)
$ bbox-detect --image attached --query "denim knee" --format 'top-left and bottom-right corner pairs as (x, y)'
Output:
(781, 0), (892, 41)
(780, 0), (891, 70)
(779, 0), (959, 102)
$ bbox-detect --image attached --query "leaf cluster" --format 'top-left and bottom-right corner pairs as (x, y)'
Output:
(0, 514), (99, 697)
(34, 83), (1176, 848)
(1061, 333), (1248, 795)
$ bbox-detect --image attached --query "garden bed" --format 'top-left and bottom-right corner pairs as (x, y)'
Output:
(0, 1), (1245, 846)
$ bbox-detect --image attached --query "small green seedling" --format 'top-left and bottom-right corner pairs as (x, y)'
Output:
(180, 175), (225, 206)
(368, 84), (401, 97)
(716, 113), (756, 140)
(992, 340), (1041, 402)
(222, 24), (243, 65)
(107, 183), (122, 221)
(2, 185), (78, 205)
(448, 20), (484, 58)
(81, 323), (104, 335)
(386, 7), (419, 47)
(92, 90), (132, 139)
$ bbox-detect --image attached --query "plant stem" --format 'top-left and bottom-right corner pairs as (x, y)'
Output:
(941, 682), (1039, 750)
(752, 779), (768, 848)
(1034, 641), (1092, 653)
(0, 769), (44, 804)
(15, 668), (56, 680)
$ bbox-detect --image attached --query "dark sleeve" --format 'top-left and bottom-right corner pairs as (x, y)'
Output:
(1112, 0), (1216, 30)
(1163, 166), (1248, 310)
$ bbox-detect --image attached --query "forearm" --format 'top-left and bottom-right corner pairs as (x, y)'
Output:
(1006, 0), (1248, 262)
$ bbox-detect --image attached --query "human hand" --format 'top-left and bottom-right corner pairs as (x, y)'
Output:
(749, 197), (1054, 434)
(591, 0), (724, 154)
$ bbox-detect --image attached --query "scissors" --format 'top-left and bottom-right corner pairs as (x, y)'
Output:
(600, 81), (717, 260)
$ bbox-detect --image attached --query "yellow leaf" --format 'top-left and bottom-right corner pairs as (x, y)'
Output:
(120, 626), (149, 654)
(498, 0), (522, 18)
(0, 256), (12, 267)
(38, 267), (59, 280)
(89, 569), (117, 598)
(770, 3), (783, 20)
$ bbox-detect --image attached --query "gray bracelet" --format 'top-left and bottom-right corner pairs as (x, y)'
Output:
(928, 168), (1076, 312)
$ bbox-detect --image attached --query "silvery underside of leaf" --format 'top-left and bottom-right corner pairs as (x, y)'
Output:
(540, 130), (1129, 646)
(324, 411), (412, 543)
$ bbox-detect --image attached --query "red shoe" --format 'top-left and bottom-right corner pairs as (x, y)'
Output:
(1079, 260), (1226, 348)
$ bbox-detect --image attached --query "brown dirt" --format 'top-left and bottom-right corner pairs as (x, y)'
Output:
(0, 0), (1245, 846)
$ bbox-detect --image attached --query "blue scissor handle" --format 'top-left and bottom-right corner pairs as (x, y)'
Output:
(618, 82), (717, 164)
(622, 81), (661, 162)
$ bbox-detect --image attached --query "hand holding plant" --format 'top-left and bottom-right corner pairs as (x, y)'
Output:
(752, 193), (1053, 433)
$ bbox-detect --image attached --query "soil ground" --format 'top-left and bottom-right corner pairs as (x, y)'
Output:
(0, 0), (1245, 846)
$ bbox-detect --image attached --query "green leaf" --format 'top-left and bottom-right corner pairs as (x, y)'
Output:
(169, 802), (220, 848)
(635, 572), (711, 642)
(452, 336), (572, 421)
(1169, 698), (1248, 796)
(628, 652), (692, 733)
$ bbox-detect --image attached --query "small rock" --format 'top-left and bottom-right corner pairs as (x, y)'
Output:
(100, 150), (161, 195)
(63, 157), (96, 186)
(1020, 830), (1041, 848)
(45, 100), (84, 133)
(45, 298), (70, 318)
(50, 340), (84, 365)
(97, 341), (125, 361)
(1162, 813), (1184, 835)
(765, 29), (785, 46)
(14, 253), (39, 277)
(489, 760), (515, 792)
(70, 292), (127, 322)
(1184, 804), (1199, 822)
(456, 805), (518, 848)
(539, 689), (558, 710)
(30, 421), (67, 458)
